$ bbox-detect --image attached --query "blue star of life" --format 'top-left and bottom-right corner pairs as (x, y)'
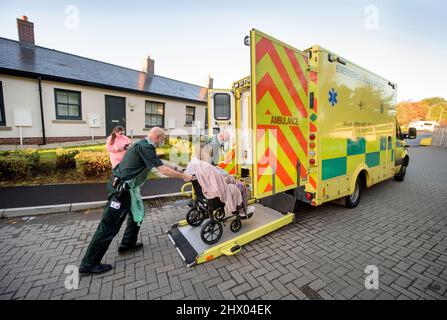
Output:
(329, 88), (338, 106)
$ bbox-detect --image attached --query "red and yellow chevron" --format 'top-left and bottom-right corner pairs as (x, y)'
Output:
(218, 148), (236, 175)
(307, 49), (319, 193)
(252, 31), (309, 198)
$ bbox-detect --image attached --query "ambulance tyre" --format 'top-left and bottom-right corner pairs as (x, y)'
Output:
(201, 220), (223, 245)
(394, 165), (407, 182)
(345, 177), (362, 208)
(186, 207), (205, 227)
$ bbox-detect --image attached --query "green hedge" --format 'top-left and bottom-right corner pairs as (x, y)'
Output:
(55, 148), (80, 170)
(75, 151), (111, 178)
(0, 149), (40, 181)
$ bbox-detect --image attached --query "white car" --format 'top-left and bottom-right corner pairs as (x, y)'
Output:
(409, 121), (438, 132)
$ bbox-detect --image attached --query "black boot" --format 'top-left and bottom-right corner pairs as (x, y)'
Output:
(118, 242), (143, 253)
(79, 264), (113, 274)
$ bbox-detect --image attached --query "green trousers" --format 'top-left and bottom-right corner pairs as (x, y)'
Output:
(80, 178), (140, 268)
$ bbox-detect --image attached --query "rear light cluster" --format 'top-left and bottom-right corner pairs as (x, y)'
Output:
(309, 134), (316, 166)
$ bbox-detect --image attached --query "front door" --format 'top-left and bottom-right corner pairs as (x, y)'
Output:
(250, 29), (309, 199)
(105, 95), (126, 135)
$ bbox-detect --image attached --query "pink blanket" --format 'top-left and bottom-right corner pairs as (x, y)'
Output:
(186, 159), (242, 214)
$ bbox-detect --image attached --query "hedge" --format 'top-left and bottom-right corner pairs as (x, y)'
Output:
(55, 148), (80, 170)
(0, 149), (40, 180)
(75, 151), (111, 178)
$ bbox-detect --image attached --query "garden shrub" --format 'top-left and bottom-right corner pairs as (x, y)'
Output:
(55, 148), (80, 170)
(75, 151), (111, 178)
(0, 149), (41, 180)
(0, 156), (29, 180)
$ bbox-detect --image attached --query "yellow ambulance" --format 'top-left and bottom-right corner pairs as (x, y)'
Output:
(168, 29), (417, 266)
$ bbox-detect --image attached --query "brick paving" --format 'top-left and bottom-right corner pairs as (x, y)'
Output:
(0, 146), (446, 300)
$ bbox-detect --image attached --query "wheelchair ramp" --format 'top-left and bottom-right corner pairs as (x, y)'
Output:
(167, 203), (294, 266)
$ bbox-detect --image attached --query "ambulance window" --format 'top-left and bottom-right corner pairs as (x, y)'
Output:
(214, 93), (231, 120)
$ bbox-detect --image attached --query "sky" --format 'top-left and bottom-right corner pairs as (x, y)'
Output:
(0, 0), (446, 102)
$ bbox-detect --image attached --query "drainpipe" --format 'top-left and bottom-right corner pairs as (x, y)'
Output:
(37, 76), (46, 145)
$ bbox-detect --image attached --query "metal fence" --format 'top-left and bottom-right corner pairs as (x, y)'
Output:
(432, 126), (447, 147)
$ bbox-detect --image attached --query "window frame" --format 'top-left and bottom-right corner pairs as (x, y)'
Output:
(185, 106), (196, 125)
(0, 82), (5, 126)
(144, 100), (165, 128)
(54, 88), (82, 120)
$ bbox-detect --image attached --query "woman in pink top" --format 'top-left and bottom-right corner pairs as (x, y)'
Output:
(106, 126), (131, 168)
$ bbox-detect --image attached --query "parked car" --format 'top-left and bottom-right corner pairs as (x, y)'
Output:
(409, 121), (438, 132)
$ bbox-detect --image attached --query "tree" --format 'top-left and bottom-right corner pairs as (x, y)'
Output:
(396, 100), (427, 126)
(421, 97), (447, 125)
(397, 97), (447, 126)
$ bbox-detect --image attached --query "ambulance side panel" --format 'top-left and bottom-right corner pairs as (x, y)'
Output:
(315, 49), (397, 203)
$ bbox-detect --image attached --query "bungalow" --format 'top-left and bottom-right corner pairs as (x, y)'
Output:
(0, 16), (211, 145)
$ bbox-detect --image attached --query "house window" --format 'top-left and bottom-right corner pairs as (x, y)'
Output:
(0, 82), (5, 126)
(145, 100), (165, 128)
(55, 89), (81, 120)
(205, 107), (208, 129)
(185, 106), (195, 125)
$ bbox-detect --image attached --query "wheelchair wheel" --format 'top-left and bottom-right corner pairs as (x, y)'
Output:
(186, 207), (205, 227)
(230, 218), (242, 233)
(214, 207), (226, 221)
(200, 220), (223, 245)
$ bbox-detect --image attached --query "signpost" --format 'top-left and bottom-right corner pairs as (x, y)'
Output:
(88, 113), (101, 140)
(13, 109), (32, 146)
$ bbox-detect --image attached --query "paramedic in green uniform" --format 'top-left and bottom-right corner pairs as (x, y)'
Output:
(79, 127), (191, 274)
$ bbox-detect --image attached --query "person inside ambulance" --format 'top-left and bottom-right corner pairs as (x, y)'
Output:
(207, 128), (231, 165)
(79, 127), (192, 275)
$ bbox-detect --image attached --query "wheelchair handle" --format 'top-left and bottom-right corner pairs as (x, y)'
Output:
(180, 182), (193, 197)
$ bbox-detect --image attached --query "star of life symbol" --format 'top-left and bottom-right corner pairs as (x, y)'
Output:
(329, 88), (338, 106)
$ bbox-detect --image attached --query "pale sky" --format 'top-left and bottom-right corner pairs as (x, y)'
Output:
(0, 0), (446, 102)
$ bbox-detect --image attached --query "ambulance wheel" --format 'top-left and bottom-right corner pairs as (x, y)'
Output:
(186, 207), (205, 227)
(230, 218), (242, 233)
(394, 165), (407, 182)
(201, 220), (223, 245)
(345, 177), (362, 208)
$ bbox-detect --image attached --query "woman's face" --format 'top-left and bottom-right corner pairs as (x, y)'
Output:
(116, 130), (124, 136)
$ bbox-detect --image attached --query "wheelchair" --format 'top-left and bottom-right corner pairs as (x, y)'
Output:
(186, 178), (252, 245)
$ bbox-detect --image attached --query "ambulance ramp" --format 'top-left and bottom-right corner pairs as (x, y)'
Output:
(167, 203), (294, 266)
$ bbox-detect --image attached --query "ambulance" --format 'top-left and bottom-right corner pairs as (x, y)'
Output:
(168, 29), (417, 266)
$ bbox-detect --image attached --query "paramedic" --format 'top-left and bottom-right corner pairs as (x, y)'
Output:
(79, 127), (191, 274)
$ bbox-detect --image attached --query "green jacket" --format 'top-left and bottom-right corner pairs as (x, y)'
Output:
(112, 138), (163, 225)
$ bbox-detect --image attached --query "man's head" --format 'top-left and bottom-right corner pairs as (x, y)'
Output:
(217, 129), (230, 143)
(148, 127), (166, 147)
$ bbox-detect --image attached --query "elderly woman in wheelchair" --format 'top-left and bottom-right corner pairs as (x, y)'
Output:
(184, 143), (255, 245)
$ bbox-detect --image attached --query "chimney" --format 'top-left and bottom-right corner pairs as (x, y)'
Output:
(17, 15), (35, 46)
(143, 56), (155, 81)
(208, 76), (214, 89)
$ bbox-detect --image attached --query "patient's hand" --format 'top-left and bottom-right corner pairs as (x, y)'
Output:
(183, 173), (192, 182)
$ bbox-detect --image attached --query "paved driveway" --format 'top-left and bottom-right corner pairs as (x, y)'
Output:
(0, 146), (446, 300)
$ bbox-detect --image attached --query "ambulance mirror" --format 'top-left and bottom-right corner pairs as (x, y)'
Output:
(407, 127), (417, 139)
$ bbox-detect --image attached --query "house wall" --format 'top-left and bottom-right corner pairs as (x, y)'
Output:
(0, 74), (207, 144)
